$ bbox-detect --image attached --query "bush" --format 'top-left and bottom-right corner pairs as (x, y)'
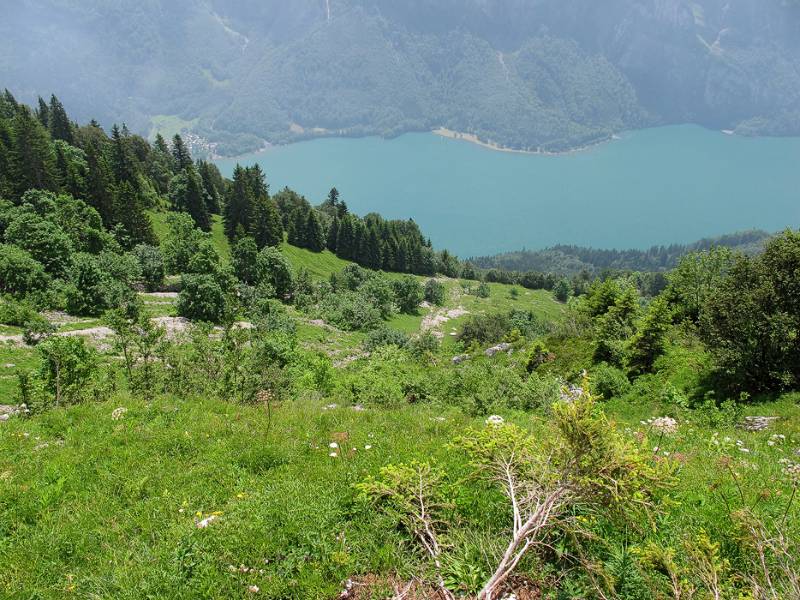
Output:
(476, 281), (491, 298)
(256, 247), (294, 300)
(361, 276), (397, 319)
(3, 211), (73, 276)
(331, 264), (372, 291)
(318, 290), (381, 331)
(0, 244), (50, 297)
(590, 363), (631, 400)
(177, 274), (228, 323)
(424, 279), (446, 306)
(364, 327), (409, 351)
(392, 276), (424, 314)
(64, 253), (134, 316)
(457, 312), (510, 345)
(133, 244), (165, 291)
(553, 278), (572, 302)
(232, 237), (259, 284)
(18, 336), (100, 411)
(161, 212), (209, 274)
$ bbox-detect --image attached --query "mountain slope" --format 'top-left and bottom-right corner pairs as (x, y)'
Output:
(3, 0), (799, 154)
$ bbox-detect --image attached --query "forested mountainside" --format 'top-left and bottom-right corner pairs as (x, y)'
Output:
(473, 230), (773, 275)
(2, 1), (800, 155)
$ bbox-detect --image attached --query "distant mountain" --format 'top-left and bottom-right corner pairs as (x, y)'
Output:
(3, 1), (800, 155)
(471, 230), (773, 275)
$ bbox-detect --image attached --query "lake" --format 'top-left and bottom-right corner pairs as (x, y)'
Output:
(214, 125), (800, 258)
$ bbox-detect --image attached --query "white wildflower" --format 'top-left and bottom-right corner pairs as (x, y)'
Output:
(364, 445), (372, 450)
(651, 416), (678, 434)
(247, 585), (260, 594)
(485, 415), (505, 427)
(329, 442), (339, 449)
(111, 407), (128, 421)
(196, 515), (218, 529)
(329, 452), (338, 458)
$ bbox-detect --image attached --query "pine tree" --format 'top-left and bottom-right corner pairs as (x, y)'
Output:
(169, 167), (211, 232)
(287, 208), (307, 247)
(84, 138), (115, 225)
(114, 181), (156, 248)
(110, 124), (135, 186)
(223, 165), (253, 241)
(305, 208), (325, 252)
(153, 133), (170, 155)
(326, 217), (339, 252)
(251, 198), (284, 249)
(197, 161), (222, 214)
(171, 134), (192, 171)
(10, 105), (57, 197)
(35, 97), (50, 129)
(365, 226), (382, 269)
(48, 95), (73, 144)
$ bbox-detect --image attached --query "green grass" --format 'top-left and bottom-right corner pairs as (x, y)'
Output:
(0, 344), (36, 399)
(148, 115), (199, 142)
(280, 244), (351, 281)
(0, 395), (475, 598)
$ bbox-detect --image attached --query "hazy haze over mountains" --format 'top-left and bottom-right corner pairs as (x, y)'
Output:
(3, 0), (800, 155)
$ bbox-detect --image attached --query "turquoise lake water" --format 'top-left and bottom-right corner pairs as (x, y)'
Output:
(214, 125), (800, 258)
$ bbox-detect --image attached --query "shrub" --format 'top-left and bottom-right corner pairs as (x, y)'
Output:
(318, 290), (381, 331)
(407, 330), (440, 358)
(232, 237), (259, 285)
(18, 336), (100, 411)
(0, 244), (50, 297)
(392, 276), (424, 313)
(457, 313), (510, 345)
(590, 362), (631, 400)
(553, 278), (572, 302)
(424, 278), (446, 306)
(64, 253), (134, 316)
(255, 246), (294, 300)
(177, 274), (228, 323)
(475, 281), (491, 298)
(331, 264), (372, 291)
(364, 326), (409, 351)
(133, 244), (165, 291)
(3, 211), (73, 276)
(361, 276), (397, 319)
(161, 212), (209, 274)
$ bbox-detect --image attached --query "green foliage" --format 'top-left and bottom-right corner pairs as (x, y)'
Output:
(424, 278), (446, 306)
(475, 281), (491, 298)
(553, 278), (572, 302)
(177, 274), (229, 323)
(19, 336), (101, 411)
(668, 247), (735, 322)
(699, 231), (800, 394)
(232, 236), (259, 285)
(364, 327), (410, 351)
(161, 212), (210, 274)
(255, 246), (295, 300)
(132, 244), (165, 292)
(64, 252), (134, 316)
(0, 244), (50, 297)
(318, 290), (382, 332)
(392, 276), (424, 314)
(590, 363), (631, 400)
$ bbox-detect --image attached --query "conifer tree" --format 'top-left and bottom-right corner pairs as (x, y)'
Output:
(171, 134), (193, 171)
(287, 208), (307, 247)
(197, 161), (222, 214)
(223, 165), (253, 241)
(153, 133), (170, 155)
(169, 167), (211, 232)
(326, 217), (339, 252)
(110, 124), (135, 186)
(251, 198), (284, 249)
(48, 95), (73, 144)
(10, 105), (57, 197)
(114, 181), (156, 248)
(84, 138), (115, 226)
(365, 226), (382, 269)
(305, 208), (325, 252)
(36, 97), (50, 129)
